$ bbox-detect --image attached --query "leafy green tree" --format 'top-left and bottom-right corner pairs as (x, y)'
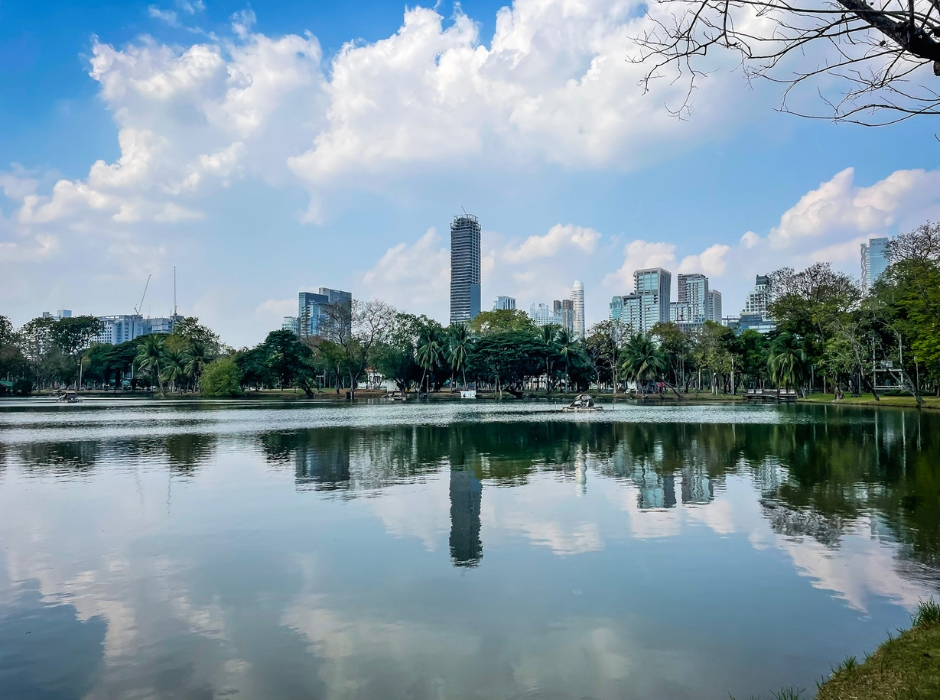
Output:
(468, 309), (537, 335)
(136, 335), (167, 395)
(201, 357), (243, 397)
(448, 324), (471, 390)
(168, 317), (224, 355)
(651, 322), (691, 389)
(234, 346), (272, 390)
(416, 327), (444, 393)
(467, 330), (543, 398)
(555, 327), (578, 392)
(768, 332), (807, 392)
(261, 330), (313, 390)
(183, 341), (211, 391)
(162, 349), (188, 392)
(584, 320), (626, 394)
(621, 333), (667, 397)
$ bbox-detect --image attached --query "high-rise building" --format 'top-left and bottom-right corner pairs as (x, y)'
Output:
(707, 290), (722, 323)
(609, 294), (644, 332)
(298, 287), (352, 339)
(677, 273), (708, 324)
(861, 237), (890, 294)
(93, 314), (181, 345)
(529, 302), (558, 327)
(669, 301), (693, 324)
(744, 275), (772, 317)
(570, 281), (585, 339)
(450, 214), (481, 324)
(494, 296), (516, 311)
(553, 299), (575, 333)
(634, 268), (671, 325)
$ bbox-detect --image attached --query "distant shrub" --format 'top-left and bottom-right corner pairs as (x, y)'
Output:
(913, 599), (940, 628)
(200, 357), (242, 398)
(13, 379), (33, 396)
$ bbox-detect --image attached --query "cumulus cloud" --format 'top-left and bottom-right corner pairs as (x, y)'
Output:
(678, 243), (730, 277)
(603, 240), (677, 291)
(503, 224), (601, 263)
(359, 228), (452, 318)
(767, 167), (940, 248)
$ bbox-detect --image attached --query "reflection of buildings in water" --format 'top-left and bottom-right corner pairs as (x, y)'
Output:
(751, 458), (784, 497)
(574, 453), (587, 497)
(632, 464), (676, 510)
(295, 436), (352, 492)
(680, 465), (714, 505)
(449, 468), (482, 567)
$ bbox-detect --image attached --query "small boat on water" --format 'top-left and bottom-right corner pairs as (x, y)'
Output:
(561, 394), (603, 413)
(57, 392), (82, 403)
(386, 391), (407, 401)
(460, 390), (477, 399)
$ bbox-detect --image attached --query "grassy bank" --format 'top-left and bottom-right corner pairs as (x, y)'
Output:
(815, 600), (940, 700)
(800, 393), (940, 410)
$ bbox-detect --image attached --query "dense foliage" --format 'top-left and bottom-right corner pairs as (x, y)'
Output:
(2, 222), (938, 399)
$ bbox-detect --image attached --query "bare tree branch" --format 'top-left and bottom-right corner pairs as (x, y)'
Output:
(631, 0), (940, 124)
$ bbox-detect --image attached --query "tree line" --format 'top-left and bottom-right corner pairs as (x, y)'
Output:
(2, 222), (938, 400)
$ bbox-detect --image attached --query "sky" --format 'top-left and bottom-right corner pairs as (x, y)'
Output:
(1, 0), (939, 348)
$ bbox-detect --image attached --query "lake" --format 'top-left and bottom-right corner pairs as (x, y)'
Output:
(0, 399), (937, 700)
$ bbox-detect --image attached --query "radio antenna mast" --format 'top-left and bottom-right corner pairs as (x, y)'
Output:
(173, 266), (177, 317)
(461, 206), (468, 218)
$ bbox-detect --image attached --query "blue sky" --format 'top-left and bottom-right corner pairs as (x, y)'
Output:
(1, 0), (938, 347)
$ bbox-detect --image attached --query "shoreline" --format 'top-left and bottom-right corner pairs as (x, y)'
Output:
(5, 389), (937, 410)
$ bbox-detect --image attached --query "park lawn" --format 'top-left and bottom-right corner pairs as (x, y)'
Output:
(801, 393), (940, 410)
(816, 604), (940, 700)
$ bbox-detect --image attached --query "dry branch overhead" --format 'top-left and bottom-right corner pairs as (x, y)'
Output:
(631, 0), (940, 124)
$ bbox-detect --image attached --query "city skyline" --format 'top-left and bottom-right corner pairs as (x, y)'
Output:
(1, 1), (936, 348)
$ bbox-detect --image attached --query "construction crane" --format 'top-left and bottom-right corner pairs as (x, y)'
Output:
(134, 275), (151, 316)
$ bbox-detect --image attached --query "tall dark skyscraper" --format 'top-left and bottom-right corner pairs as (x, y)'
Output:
(450, 214), (481, 325)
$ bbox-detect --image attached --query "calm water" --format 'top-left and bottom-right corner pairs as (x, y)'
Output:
(1, 399), (938, 700)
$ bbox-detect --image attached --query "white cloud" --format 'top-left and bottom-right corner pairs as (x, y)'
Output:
(359, 228), (451, 318)
(678, 243), (730, 277)
(768, 167), (940, 248)
(148, 6), (179, 26)
(288, 1), (749, 191)
(603, 240), (677, 291)
(503, 224), (601, 263)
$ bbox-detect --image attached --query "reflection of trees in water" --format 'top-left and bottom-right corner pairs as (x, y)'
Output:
(15, 441), (100, 474)
(164, 433), (217, 476)
(252, 409), (940, 569)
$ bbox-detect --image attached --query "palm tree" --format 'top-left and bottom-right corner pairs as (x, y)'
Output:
(540, 323), (560, 393)
(184, 341), (210, 392)
(621, 333), (666, 397)
(416, 328), (443, 394)
(135, 335), (167, 395)
(162, 349), (187, 393)
(448, 324), (471, 391)
(768, 332), (806, 393)
(555, 327), (576, 393)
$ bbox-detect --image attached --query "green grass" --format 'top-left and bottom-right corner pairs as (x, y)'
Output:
(801, 393), (940, 410)
(815, 599), (940, 700)
(729, 687), (805, 700)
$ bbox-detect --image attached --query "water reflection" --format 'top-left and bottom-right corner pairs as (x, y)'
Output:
(449, 468), (483, 567)
(0, 581), (106, 700)
(1, 402), (939, 699)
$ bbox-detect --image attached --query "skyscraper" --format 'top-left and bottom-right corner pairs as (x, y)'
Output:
(707, 290), (722, 323)
(529, 302), (557, 327)
(677, 273), (708, 323)
(633, 267), (671, 329)
(450, 214), (482, 324)
(298, 287), (352, 339)
(744, 275), (772, 317)
(494, 296), (516, 311)
(570, 281), (585, 339)
(553, 299), (575, 333)
(861, 237), (890, 294)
